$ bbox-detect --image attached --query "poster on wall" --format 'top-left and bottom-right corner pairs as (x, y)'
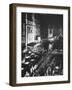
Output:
(9, 3), (70, 86)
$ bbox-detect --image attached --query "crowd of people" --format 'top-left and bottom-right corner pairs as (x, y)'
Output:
(21, 34), (63, 77)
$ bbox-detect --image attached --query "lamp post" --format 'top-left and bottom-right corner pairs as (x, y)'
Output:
(26, 13), (28, 49)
